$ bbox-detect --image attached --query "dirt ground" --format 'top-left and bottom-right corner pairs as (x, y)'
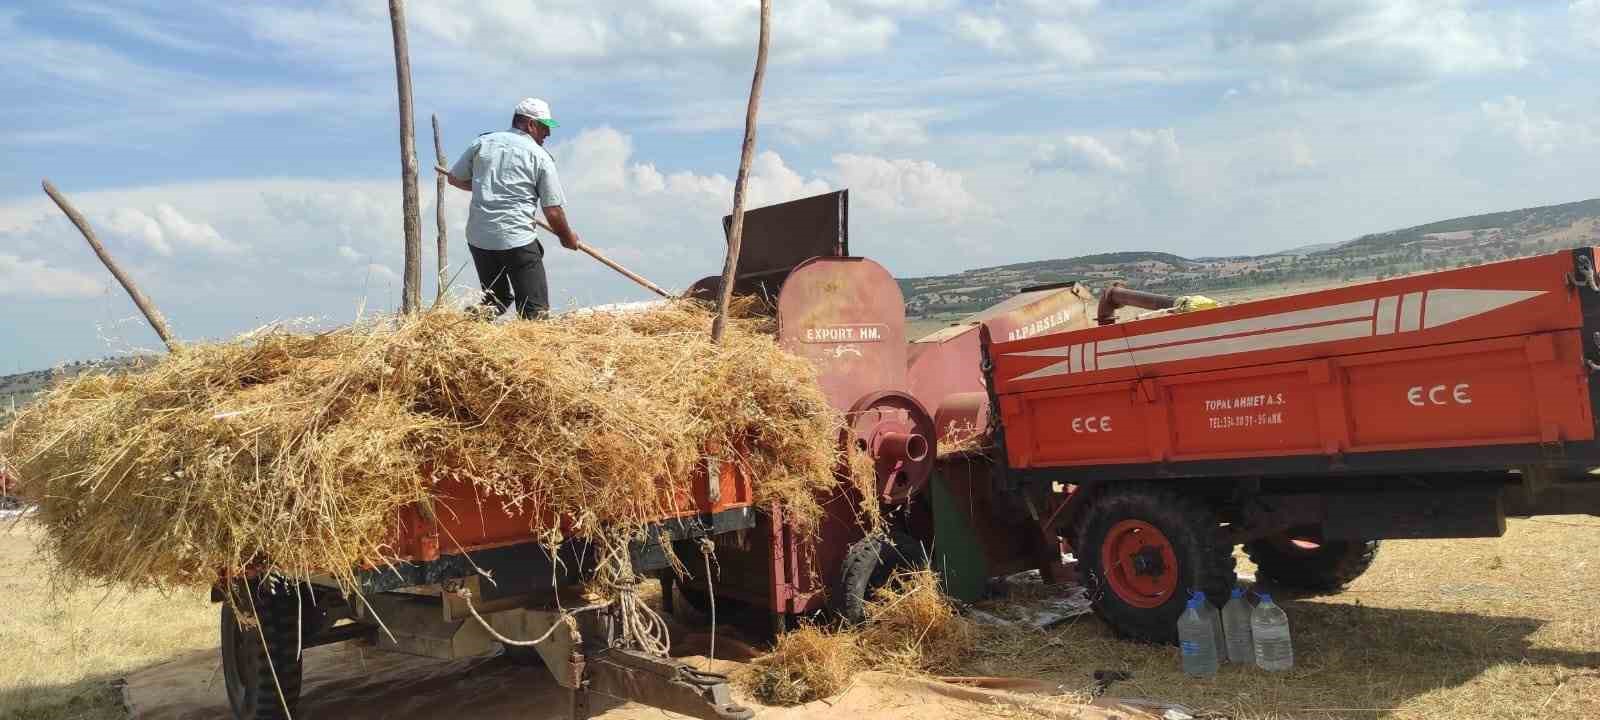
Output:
(3, 515), (1598, 720)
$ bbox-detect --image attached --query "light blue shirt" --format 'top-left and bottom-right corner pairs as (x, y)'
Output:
(449, 129), (567, 251)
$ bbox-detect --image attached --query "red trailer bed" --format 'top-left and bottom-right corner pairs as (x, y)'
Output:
(989, 249), (1600, 477)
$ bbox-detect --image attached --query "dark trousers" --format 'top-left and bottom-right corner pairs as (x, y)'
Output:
(469, 242), (549, 319)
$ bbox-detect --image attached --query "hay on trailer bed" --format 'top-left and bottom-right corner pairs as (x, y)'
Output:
(0, 301), (843, 596)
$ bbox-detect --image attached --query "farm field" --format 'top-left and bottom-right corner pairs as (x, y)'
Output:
(3, 514), (1597, 719)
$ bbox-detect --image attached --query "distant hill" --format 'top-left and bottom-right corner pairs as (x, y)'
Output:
(0, 357), (142, 423)
(900, 198), (1600, 316)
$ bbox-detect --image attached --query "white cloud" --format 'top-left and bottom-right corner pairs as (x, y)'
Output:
(955, 13), (1012, 52)
(1214, 0), (1527, 87)
(1479, 96), (1592, 156)
(0, 254), (102, 299)
(844, 111), (932, 147)
(830, 154), (982, 221)
(956, 12), (1095, 63)
(1034, 136), (1128, 174)
(106, 208), (173, 256)
(152, 204), (242, 254)
(1030, 21), (1096, 65)
(244, 0), (912, 71)
(1575, 1), (1600, 48)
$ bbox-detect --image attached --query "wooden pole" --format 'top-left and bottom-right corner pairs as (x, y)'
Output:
(388, 0), (423, 314)
(431, 113), (448, 306)
(710, 0), (771, 344)
(41, 180), (178, 352)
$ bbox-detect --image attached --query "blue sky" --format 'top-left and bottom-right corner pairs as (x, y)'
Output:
(2, 0), (1598, 371)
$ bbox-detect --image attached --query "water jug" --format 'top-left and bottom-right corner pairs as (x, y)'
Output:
(1222, 586), (1254, 664)
(1251, 592), (1294, 671)
(1177, 590), (1219, 677)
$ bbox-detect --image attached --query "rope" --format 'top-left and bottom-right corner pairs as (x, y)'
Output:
(699, 537), (718, 663)
(456, 590), (608, 647)
(456, 541), (671, 658)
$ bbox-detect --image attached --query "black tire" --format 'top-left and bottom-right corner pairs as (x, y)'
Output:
(221, 588), (303, 720)
(1075, 484), (1235, 644)
(1245, 532), (1380, 593)
(830, 532), (928, 624)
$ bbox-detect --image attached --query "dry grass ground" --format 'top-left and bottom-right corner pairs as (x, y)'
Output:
(964, 516), (1600, 719)
(0, 518), (213, 720)
(3, 515), (1597, 719)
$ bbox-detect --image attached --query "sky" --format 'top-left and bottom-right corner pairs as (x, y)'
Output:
(1, 0), (1598, 371)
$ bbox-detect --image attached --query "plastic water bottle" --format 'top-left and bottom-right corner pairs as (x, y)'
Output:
(1222, 587), (1254, 664)
(1199, 592), (1226, 663)
(1177, 590), (1219, 677)
(1251, 592), (1294, 671)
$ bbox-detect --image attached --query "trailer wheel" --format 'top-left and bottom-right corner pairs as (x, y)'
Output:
(831, 533), (928, 624)
(1076, 484), (1235, 644)
(1245, 532), (1380, 592)
(221, 591), (303, 720)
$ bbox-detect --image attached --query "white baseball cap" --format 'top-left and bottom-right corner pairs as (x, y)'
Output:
(513, 97), (559, 128)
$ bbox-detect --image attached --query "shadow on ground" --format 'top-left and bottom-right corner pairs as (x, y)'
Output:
(965, 593), (1600, 718)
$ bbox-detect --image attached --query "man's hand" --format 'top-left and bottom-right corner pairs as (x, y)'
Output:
(543, 205), (581, 250)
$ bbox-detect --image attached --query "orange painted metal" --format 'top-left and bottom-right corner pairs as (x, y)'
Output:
(391, 451), (757, 561)
(990, 251), (1594, 470)
(907, 283), (1095, 450)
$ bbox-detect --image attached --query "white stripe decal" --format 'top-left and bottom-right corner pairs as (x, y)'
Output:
(1374, 296), (1398, 335)
(1003, 288), (1549, 383)
(1114, 321), (1372, 367)
(1422, 289), (1544, 329)
(1398, 292), (1423, 332)
(1117, 300), (1375, 351)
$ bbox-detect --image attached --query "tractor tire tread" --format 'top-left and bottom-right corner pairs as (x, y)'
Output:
(831, 532), (927, 624)
(1075, 483), (1235, 644)
(1244, 537), (1380, 593)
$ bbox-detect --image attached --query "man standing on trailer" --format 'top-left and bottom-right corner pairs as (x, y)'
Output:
(444, 97), (581, 319)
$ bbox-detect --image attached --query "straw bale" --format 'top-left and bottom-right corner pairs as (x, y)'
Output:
(0, 301), (843, 595)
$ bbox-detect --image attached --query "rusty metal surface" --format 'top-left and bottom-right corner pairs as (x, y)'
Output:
(778, 256), (908, 410)
(848, 391), (936, 504)
(1095, 283), (1177, 325)
(721, 190), (847, 276)
(687, 191), (850, 306)
(585, 648), (753, 720)
(907, 283), (1095, 431)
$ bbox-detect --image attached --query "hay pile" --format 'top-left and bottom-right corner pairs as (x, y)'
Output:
(744, 570), (976, 705)
(0, 302), (843, 593)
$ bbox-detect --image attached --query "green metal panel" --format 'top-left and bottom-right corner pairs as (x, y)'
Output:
(930, 467), (988, 602)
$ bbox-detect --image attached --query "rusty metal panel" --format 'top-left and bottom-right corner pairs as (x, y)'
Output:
(777, 256), (907, 410)
(721, 190), (848, 277)
(906, 282), (1095, 427)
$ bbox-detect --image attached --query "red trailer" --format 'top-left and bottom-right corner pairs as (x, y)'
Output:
(959, 249), (1600, 641)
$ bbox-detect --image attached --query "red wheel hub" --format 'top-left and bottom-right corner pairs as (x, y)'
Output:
(1100, 519), (1179, 609)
